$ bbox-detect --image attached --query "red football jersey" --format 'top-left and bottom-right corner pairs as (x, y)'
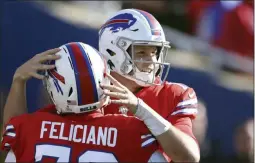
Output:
(104, 82), (198, 121)
(1, 106), (166, 162)
(104, 82), (199, 162)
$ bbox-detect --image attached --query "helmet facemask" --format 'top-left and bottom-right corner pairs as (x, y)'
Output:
(116, 37), (171, 86)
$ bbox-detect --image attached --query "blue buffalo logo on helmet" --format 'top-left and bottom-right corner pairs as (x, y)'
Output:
(46, 59), (65, 95)
(99, 13), (138, 37)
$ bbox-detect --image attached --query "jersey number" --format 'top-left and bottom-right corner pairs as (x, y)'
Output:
(35, 144), (118, 162)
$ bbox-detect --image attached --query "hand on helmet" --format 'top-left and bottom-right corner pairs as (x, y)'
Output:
(100, 73), (138, 114)
(13, 48), (61, 83)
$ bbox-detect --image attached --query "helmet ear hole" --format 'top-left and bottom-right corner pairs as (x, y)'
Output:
(106, 49), (116, 56)
(68, 87), (73, 97)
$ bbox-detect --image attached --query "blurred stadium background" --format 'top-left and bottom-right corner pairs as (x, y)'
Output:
(0, 1), (253, 163)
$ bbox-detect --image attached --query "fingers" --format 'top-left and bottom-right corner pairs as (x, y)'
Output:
(38, 54), (61, 63)
(40, 48), (61, 56)
(30, 72), (45, 80)
(34, 48), (61, 63)
(103, 90), (128, 99)
(100, 84), (126, 93)
(105, 73), (125, 88)
(110, 99), (130, 105)
(35, 64), (56, 70)
(14, 48), (61, 82)
(31, 64), (56, 80)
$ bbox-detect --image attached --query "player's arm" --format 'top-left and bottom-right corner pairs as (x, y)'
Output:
(102, 74), (200, 162)
(135, 88), (200, 162)
(3, 78), (27, 126)
(3, 48), (60, 125)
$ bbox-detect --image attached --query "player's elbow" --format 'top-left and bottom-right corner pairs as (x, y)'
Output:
(187, 140), (200, 162)
(186, 150), (200, 162)
(180, 144), (200, 162)
(194, 153), (200, 162)
(169, 148), (200, 162)
(165, 140), (200, 162)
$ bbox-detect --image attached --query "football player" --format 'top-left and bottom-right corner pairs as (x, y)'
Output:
(2, 9), (200, 162)
(98, 9), (200, 162)
(1, 42), (167, 162)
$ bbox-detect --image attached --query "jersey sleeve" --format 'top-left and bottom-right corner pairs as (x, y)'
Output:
(166, 83), (198, 141)
(1, 114), (28, 152)
(170, 86), (198, 119)
(169, 116), (197, 141)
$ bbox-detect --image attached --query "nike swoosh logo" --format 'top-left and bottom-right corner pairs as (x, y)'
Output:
(188, 92), (195, 98)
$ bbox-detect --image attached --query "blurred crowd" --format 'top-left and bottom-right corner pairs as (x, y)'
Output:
(193, 100), (254, 163)
(124, 1), (254, 59)
(0, 0), (254, 162)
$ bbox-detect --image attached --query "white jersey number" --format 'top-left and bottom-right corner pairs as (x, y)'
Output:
(35, 144), (118, 162)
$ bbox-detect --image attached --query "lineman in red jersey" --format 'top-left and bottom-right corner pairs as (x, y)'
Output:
(98, 9), (200, 162)
(1, 42), (167, 162)
(1, 105), (165, 162)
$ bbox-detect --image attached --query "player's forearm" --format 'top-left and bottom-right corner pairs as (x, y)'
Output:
(3, 79), (27, 125)
(157, 125), (200, 162)
(135, 98), (200, 162)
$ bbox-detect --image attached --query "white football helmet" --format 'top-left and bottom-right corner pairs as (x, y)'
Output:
(99, 9), (171, 86)
(43, 42), (110, 114)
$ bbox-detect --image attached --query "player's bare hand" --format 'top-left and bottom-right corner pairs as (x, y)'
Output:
(13, 48), (61, 83)
(100, 73), (138, 114)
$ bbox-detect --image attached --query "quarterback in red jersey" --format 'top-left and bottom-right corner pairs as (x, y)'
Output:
(98, 9), (200, 162)
(101, 76), (198, 162)
(104, 82), (197, 139)
(104, 82), (197, 119)
(1, 42), (167, 162)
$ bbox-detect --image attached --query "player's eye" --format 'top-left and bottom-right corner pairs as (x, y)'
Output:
(135, 51), (145, 58)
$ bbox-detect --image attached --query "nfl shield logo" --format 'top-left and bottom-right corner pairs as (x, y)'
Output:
(119, 106), (129, 115)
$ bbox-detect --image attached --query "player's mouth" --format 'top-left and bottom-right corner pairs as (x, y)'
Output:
(141, 68), (153, 73)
